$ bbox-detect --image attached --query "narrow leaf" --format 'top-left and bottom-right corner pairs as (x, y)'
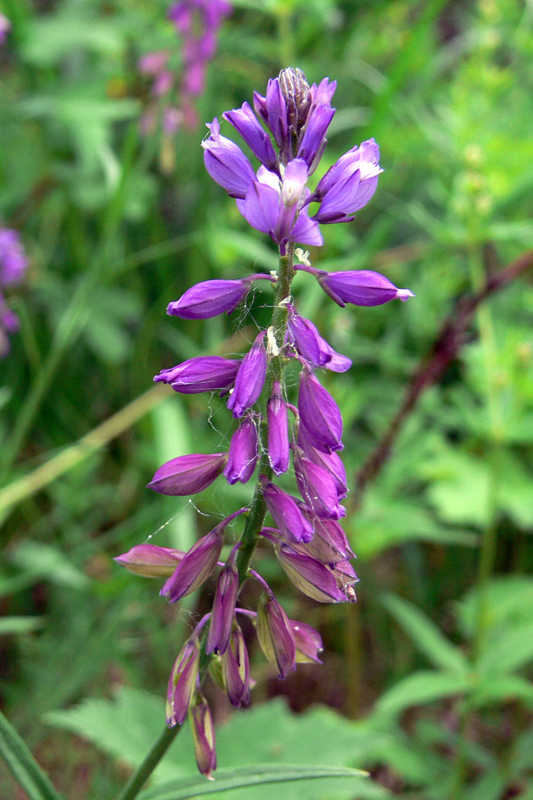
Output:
(0, 710), (64, 800)
(472, 675), (533, 708)
(382, 594), (468, 673)
(479, 621), (533, 675)
(375, 671), (470, 718)
(138, 765), (369, 800)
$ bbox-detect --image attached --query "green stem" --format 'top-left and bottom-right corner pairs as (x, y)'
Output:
(236, 244), (295, 583)
(114, 723), (182, 800)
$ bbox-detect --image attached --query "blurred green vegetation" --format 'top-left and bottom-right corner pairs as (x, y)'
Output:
(1, 0), (533, 798)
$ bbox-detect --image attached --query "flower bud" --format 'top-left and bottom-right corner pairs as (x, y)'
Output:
(223, 416), (258, 485)
(298, 426), (348, 498)
(275, 543), (346, 603)
(167, 275), (273, 320)
(317, 269), (414, 308)
(267, 381), (290, 475)
(223, 102), (279, 172)
(206, 547), (240, 655)
(148, 452), (228, 496)
(279, 67), (311, 131)
(166, 638), (200, 727)
(332, 559), (359, 602)
(226, 331), (267, 418)
(114, 544), (185, 578)
(262, 477), (314, 544)
(190, 700), (217, 779)
(154, 356), (241, 394)
(299, 515), (354, 564)
(289, 620), (323, 663)
(222, 623), (250, 706)
(160, 511), (244, 602)
(293, 446), (345, 520)
(287, 310), (351, 373)
(256, 593), (296, 678)
(298, 368), (343, 453)
(253, 78), (288, 152)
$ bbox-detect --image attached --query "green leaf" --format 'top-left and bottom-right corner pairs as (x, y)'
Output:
(375, 671), (470, 718)
(8, 541), (90, 590)
(471, 675), (533, 708)
(0, 616), (43, 635)
(47, 691), (389, 799)
(138, 765), (370, 800)
(478, 621), (533, 674)
(0, 710), (63, 800)
(382, 594), (468, 673)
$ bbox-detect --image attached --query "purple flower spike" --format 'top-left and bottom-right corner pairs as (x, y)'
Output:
(223, 102), (279, 173)
(287, 309), (352, 373)
(223, 416), (258, 485)
(312, 139), (383, 224)
(256, 593), (296, 678)
(316, 269), (414, 308)
(262, 477), (314, 543)
(154, 356), (241, 394)
(206, 544), (240, 655)
(114, 544), (185, 578)
(0, 228), (28, 286)
(167, 276), (268, 320)
(293, 446), (345, 520)
(160, 510), (243, 602)
(267, 381), (290, 475)
(275, 543), (346, 603)
(222, 624), (251, 706)
(289, 620), (323, 663)
(226, 331), (267, 418)
(166, 638), (200, 727)
(202, 118), (256, 199)
(298, 368), (343, 453)
(148, 452), (228, 496)
(190, 700), (217, 779)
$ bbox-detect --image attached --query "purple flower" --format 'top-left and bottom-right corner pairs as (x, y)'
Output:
(332, 559), (359, 602)
(262, 477), (314, 544)
(206, 552), (240, 654)
(267, 381), (290, 475)
(311, 139), (383, 224)
(289, 620), (323, 663)
(293, 446), (345, 520)
(223, 416), (258, 485)
(114, 544), (185, 578)
(160, 510), (243, 602)
(296, 515), (354, 565)
(0, 13), (11, 45)
(226, 331), (267, 418)
(166, 638), (200, 726)
(0, 228), (28, 286)
(223, 102), (279, 173)
(154, 356), (240, 394)
(167, 274), (273, 320)
(275, 542), (346, 603)
(253, 77), (289, 154)
(312, 268), (414, 307)
(190, 700), (217, 779)
(138, 50), (170, 75)
(222, 624), (250, 706)
(202, 118), (256, 199)
(298, 367), (343, 453)
(148, 452), (228, 496)
(297, 425), (348, 497)
(286, 308), (352, 373)
(297, 103), (336, 175)
(256, 593), (296, 678)
(236, 164), (322, 252)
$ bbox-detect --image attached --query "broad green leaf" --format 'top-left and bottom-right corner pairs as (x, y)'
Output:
(471, 675), (533, 708)
(0, 616), (43, 635)
(457, 578), (533, 638)
(479, 621), (533, 675)
(375, 671), (470, 718)
(138, 765), (370, 800)
(382, 594), (468, 673)
(462, 770), (507, 800)
(0, 710), (63, 800)
(47, 691), (388, 799)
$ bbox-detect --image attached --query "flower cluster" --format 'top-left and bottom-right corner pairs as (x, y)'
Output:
(116, 68), (413, 777)
(0, 228), (28, 357)
(139, 0), (231, 138)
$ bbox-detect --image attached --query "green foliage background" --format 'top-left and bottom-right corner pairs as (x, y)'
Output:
(1, 0), (533, 797)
